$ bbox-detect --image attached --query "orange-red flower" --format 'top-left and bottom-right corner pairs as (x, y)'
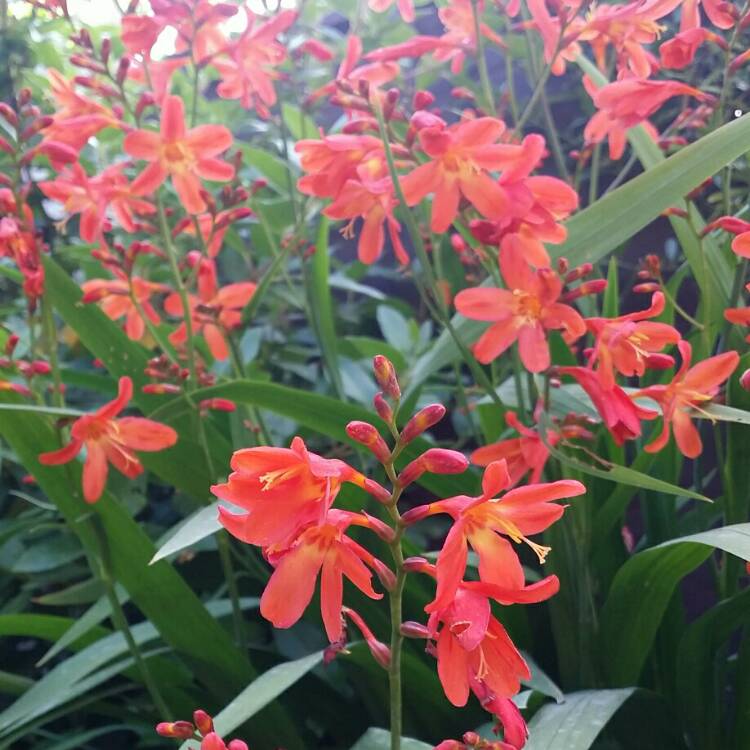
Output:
(124, 95), (234, 214)
(428, 586), (530, 714)
(455, 244), (586, 371)
(82, 275), (170, 341)
(259, 509), (387, 643)
(402, 460), (584, 612)
(634, 340), (739, 457)
(558, 365), (656, 444)
(324, 176), (408, 265)
(38, 376), (177, 502)
(39, 163), (155, 242)
(471, 409), (588, 485)
(584, 77), (710, 160)
(368, 0), (414, 21)
(211, 436), (368, 549)
(163, 257), (255, 360)
(585, 291), (681, 389)
(660, 28), (714, 69)
(681, 0), (736, 30)
(401, 117), (527, 233)
(213, 8), (297, 116)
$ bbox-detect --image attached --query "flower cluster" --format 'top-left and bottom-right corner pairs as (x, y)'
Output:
(157, 708), (248, 750)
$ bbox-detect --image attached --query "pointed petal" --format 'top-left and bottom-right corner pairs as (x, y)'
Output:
(115, 417), (178, 451)
(454, 287), (514, 322)
(82, 442), (108, 503)
(161, 95), (186, 141)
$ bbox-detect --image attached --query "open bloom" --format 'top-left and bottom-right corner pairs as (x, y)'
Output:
(124, 95), (234, 214)
(471, 409), (589, 485)
(403, 461), (584, 612)
(211, 436), (367, 548)
(38, 376), (177, 502)
(429, 585), (530, 721)
(324, 176), (408, 265)
(558, 365), (656, 444)
(259, 509), (388, 643)
(455, 244), (585, 371)
(585, 291), (681, 389)
(368, 0), (414, 21)
(584, 77), (709, 160)
(634, 341), (739, 457)
(401, 117), (527, 233)
(164, 257), (255, 360)
(82, 275), (170, 341)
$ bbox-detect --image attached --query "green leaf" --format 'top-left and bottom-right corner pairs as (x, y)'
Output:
(600, 523), (750, 685)
(525, 689), (635, 750)
(537, 413), (709, 501)
(349, 728), (432, 750)
(676, 587), (750, 749)
(179, 651), (324, 750)
(150, 502), (223, 564)
(406, 109), (750, 387)
(702, 403), (750, 424)
(305, 217), (345, 397)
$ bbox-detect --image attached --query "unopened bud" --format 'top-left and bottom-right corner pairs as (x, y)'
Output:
(398, 448), (468, 487)
(298, 38), (334, 61)
(373, 392), (394, 423)
(346, 420), (391, 462)
(0, 102), (18, 127)
(100, 37), (111, 64)
(413, 90), (435, 110)
(564, 263), (593, 284)
(5, 333), (19, 356)
(199, 398), (236, 412)
(142, 383), (182, 395)
(193, 709), (214, 736)
(367, 639), (391, 670)
(0, 136), (13, 154)
(400, 403), (445, 444)
(740, 369), (750, 391)
(373, 355), (400, 399)
(644, 353), (674, 370)
(633, 282), (660, 293)
(373, 559), (397, 591)
(400, 620), (430, 638)
(402, 556), (431, 573)
(362, 477), (391, 504)
(155, 721), (194, 738)
(227, 742), (249, 750)
(400, 504), (431, 525)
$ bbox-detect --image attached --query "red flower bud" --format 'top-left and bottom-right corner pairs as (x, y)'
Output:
(402, 556), (431, 573)
(0, 102), (18, 127)
(0, 136), (13, 154)
(373, 392), (394, 423)
(740, 368), (750, 391)
(199, 398), (236, 412)
(363, 477), (392, 504)
(227, 742), (249, 750)
(400, 620), (430, 638)
(372, 558), (397, 591)
(373, 355), (400, 399)
(400, 403), (445, 444)
(5, 333), (19, 356)
(193, 709), (214, 736)
(142, 383), (182, 395)
(299, 38), (334, 61)
(633, 282), (660, 293)
(398, 449), (468, 487)
(31, 360), (51, 375)
(155, 721), (195, 738)
(400, 504), (431, 525)
(413, 90), (435, 110)
(346, 420), (391, 462)
(644, 353), (675, 370)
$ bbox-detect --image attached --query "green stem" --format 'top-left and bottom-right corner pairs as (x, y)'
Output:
(91, 517), (172, 719)
(41, 297), (64, 408)
(471, 0), (496, 115)
(372, 102), (504, 410)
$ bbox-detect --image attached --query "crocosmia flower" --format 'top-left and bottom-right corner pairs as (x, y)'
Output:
(124, 95), (235, 214)
(401, 117), (526, 233)
(260, 509), (387, 643)
(38, 376), (177, 502)
(211, 436), (368, 548)
(403, 460), (585, 612)
(634, 340), (739, 457)
(585, 291), (681, 389)
(455, 244), (585, 371)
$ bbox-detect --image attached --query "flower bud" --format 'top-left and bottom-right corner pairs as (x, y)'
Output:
(142, 383), (182, 395)
(400, 504), (431, 525)
(155, 721), (194, 738)
(633, 282), (660, 293)
(228, 741), (249, 750)
(346, 420), (391, 462)
(193, 709), (214, 736)
(398, 448), (468, 487)
(0, 102), (18, 127)
(199, 398), (236, 412)
(400, 620), (430, 638)
(299, 38), (334, 61)
(367, 638), (392, 670)
(560, 279), (607, 303)
(373, 392), (393, 423)
(372, 558), (397, 591)
(644, 353), (675, 370)
(363, 477), (391, 504)
(413, 90), (435, 110)
(740, 369), (750, 391)
(0, 136), (13, 154)
(373, 355), (400, 399)
(400, 403), (445, 444)
(402, 556), (431, 573)
(38, 140), (78, 165)
(5, 333), (19, 356)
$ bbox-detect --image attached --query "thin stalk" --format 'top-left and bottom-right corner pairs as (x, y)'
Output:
(41, 297), (64, 408)
(91, 517), (172, 719)
(588, 143), (601, 205)
(471, 0), (496, 115)
(539, 86), (570, 181)
(372, 102), (504, 409)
